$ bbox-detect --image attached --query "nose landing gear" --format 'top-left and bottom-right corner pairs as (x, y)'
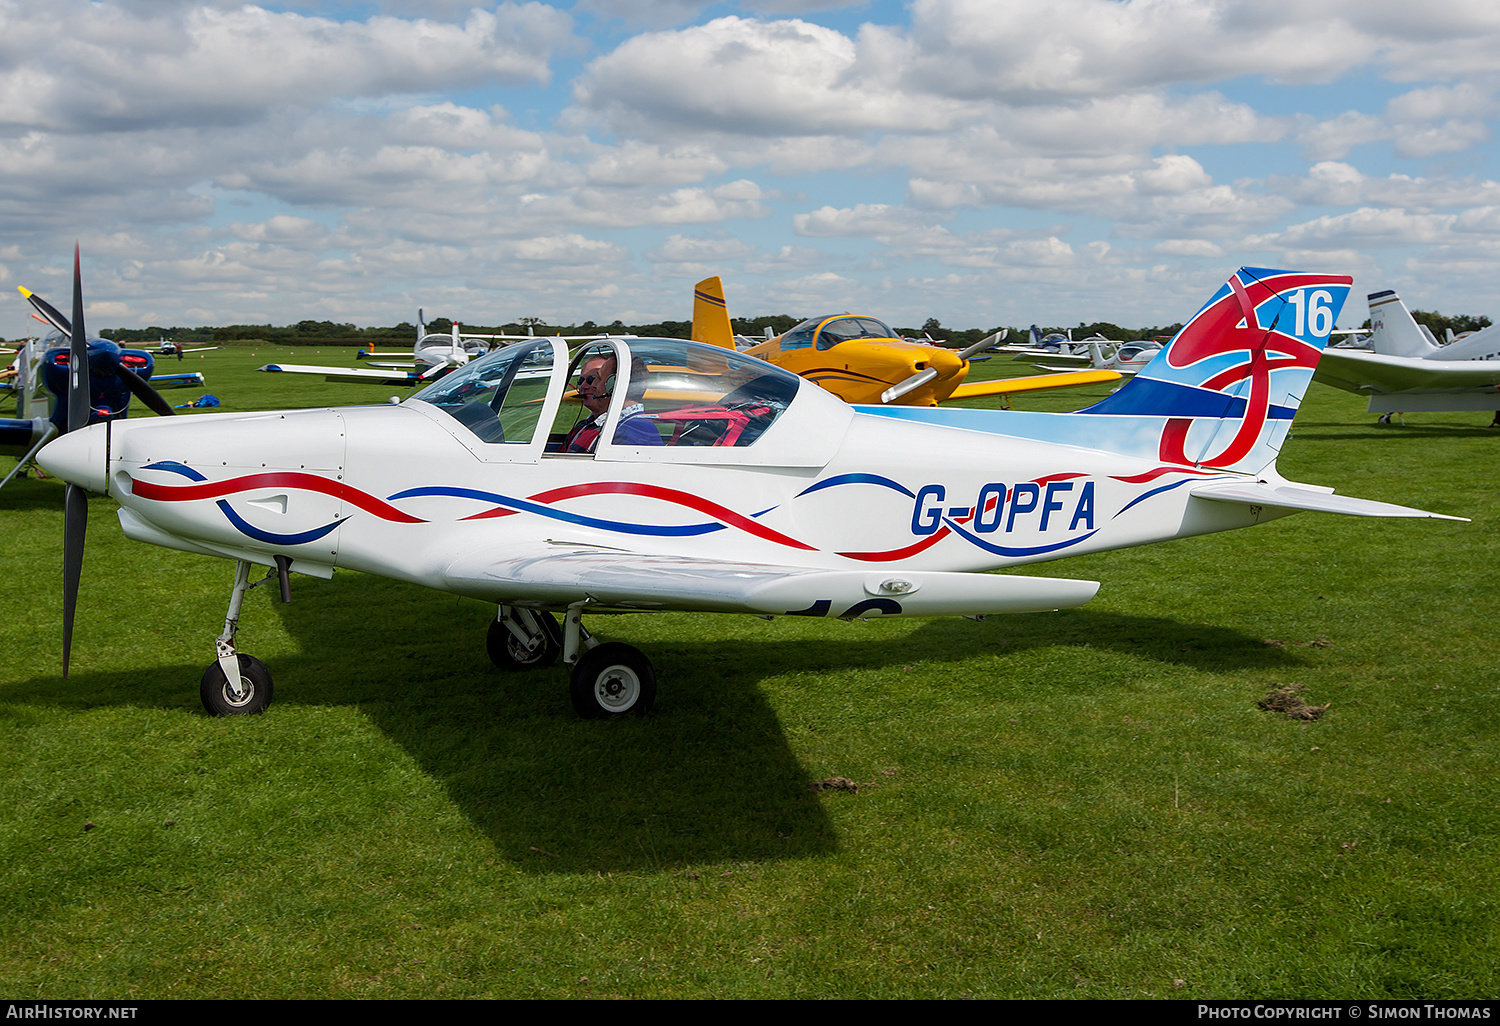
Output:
(200, 559), (278, 716)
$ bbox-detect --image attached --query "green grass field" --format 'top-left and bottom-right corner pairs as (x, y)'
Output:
(2, 342), (1496, 998)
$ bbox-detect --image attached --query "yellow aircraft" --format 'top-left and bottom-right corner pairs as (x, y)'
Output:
(690, 277), (1119, 407)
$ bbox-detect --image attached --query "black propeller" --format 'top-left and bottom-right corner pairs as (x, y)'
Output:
(19, 285), (71, 336)
(62, 246), (89, 677)
(45, 246), (176, 676)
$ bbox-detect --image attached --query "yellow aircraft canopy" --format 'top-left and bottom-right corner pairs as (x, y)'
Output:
(781, 315), (900, 351)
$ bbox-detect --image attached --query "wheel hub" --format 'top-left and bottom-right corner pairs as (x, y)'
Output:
(595, 667), (639, 711)
(223, 676), (254, 706)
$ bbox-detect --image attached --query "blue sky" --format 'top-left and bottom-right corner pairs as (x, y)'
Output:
(2, 0), (1498, 337)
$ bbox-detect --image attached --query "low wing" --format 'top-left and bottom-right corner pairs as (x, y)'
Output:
(1315, 348), (1500, 396)
(442, 544), (1100, 617)
(948, 369), (1120, 400)
(148, 372), (206, 389)
(1010, 349), (1090, 365)
(258, 363), (421, 386)
(1191, 481), (1466, 521)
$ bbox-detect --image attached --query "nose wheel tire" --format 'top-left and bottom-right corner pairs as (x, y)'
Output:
(487, 611), (563, 670)
(200, 654), (273, 716)
(569, 643), (656, 718)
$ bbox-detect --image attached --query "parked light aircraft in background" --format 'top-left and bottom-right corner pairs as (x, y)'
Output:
(1007, 327), (1163, 378)
(14, 289), (208, 393)
(690, 277), (1119, 406)
(36, 258), (1461, 720)
(140, 339), (221, 357)
(1000, 325), (1091, 355)
(1313, 289), (1500, 420)
(4, 280), (176, 493)
(262, 310), (621, 388)
(259, 314), (488, 387)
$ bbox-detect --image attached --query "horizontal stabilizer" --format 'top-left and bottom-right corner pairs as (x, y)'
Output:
(1191, 481), (1467, 521)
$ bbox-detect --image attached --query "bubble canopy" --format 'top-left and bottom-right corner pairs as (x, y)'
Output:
(410, 337), (846, 467)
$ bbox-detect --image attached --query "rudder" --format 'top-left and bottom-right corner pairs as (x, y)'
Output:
(1075, 267), (1353, 475)
(691, 276), (736, 351)
(1367, 289), (1439, 358)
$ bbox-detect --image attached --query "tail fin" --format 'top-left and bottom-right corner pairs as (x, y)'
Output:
(691, 276), (736, 350)
(1075, 267), (1352, 475)
(1367, 290), (1440, 358)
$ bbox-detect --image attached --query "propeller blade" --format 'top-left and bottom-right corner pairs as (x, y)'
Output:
(67, 247), (90, 434)
(881, 366), (939, 403)
(62, 481), (87, 677)
(116, 363), (175, 418)
(955, 329), (1008, 363)
(61, 245), (93, 677)
(18, 286), (72, 336)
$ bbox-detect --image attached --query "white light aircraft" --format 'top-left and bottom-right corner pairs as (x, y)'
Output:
(38, 260), (1462, 720)
(1314, 289), (1500, 419)
(263, 310), (621, 387)
(147, 339), (221, 356)
(259, 315), (484, 387)
(1009, 330), (1164, 378)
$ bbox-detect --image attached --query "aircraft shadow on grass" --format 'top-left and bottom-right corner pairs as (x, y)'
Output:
(7, 572), (1310, 873)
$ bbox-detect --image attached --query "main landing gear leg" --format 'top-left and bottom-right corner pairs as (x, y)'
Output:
(487, 605), (563, 670)
(562, 601), (657, 719)
(200, 559), (274, 716)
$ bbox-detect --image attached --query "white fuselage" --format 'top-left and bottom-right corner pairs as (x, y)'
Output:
(81, 386), (1261, 612)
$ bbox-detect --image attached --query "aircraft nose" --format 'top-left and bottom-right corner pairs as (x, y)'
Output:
(925, 345), (963, 379)
(37, 423), (109, 493)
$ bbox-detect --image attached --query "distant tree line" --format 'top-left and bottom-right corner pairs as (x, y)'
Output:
(7, 308), (1489, 348)
(96, 319), (419, 345)
(897, 318), (1185, 345)
(1406, 310), (1492, 338)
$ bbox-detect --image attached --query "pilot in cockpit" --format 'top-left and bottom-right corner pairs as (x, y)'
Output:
(562, 353), (664, 452)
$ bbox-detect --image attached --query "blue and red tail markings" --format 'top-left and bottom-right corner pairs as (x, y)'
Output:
(1077, 267), (1351, 472)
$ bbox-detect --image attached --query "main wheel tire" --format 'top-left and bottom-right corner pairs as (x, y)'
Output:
(200, 654), (274, 716)
(569, 643), (656, 718)
(487, 611), (563, 670)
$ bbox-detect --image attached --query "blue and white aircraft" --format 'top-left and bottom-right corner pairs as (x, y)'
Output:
(38, 261), (1462, 719)
(3, 285), (178, 491)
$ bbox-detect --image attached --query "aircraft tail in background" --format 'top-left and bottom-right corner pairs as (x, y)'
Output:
(691, 276), (736, 351)
(1367, 289), (1441, 359)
